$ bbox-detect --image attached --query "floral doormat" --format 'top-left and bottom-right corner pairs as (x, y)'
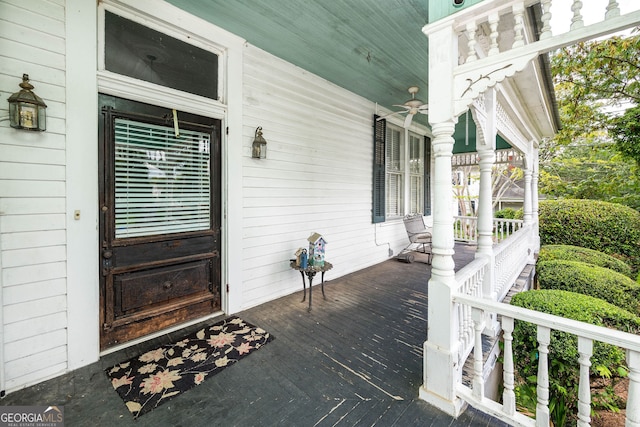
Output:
(105, 316), (274, 418)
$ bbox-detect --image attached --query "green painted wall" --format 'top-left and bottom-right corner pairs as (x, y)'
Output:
(453, 110), (511, 153)
(428, 0), (484, 23)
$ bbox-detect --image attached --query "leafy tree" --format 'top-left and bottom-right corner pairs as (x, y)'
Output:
(543, 32), (640, 209)
(538, 140), (640, 210)
(492, 164), (523, 209)
(610, 104), (640, 166)
(452, 165), (477, 216)
(552, 33), (640, 150)
(452, 163), (523, 216)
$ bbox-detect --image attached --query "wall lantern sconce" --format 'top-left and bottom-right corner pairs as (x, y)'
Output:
(252, 126), (267, 159)
(7, 74), (47, 131)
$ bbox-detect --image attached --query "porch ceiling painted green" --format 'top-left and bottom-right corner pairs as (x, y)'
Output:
(165, 0), (431, 124)
(428, 0), (484, 22)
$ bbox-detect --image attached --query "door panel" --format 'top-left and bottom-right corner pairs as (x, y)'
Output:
(99, 94), (222, 350)
(115, 260), (211, 314)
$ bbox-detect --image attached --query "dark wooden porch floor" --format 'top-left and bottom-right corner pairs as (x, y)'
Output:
(1, 244), (509, 426)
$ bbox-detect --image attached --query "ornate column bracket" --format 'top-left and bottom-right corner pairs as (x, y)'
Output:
(454, 53), (537, 117)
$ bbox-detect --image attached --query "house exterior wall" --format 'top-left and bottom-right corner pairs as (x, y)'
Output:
(0, 0), (70, 391)
(0, 0), (416, 392)
(239, 44), (410, 310)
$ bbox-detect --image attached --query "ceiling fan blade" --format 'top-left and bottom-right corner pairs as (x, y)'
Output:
(403, 113), (414, 128)
(377, 110), (407, 120)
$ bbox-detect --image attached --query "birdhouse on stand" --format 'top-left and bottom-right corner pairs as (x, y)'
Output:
(295, 248), (308, 268)
(307, 232), (327, 267)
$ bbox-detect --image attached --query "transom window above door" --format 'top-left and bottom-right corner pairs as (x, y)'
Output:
(104, 10), (219, 100)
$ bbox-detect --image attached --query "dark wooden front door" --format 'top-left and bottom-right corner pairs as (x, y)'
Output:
(99, 94), (222, 350)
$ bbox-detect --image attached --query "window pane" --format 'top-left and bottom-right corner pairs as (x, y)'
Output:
(105, 11), (218, 99)
(410, 175), (423, 214)
(387, 172), (404, 217)
(386, 125), (404, 217)
(114, 119), (211, 238)
(409, 133), (424, 214)
(409, 134), (423, 174)
(386, 128), (403, 172)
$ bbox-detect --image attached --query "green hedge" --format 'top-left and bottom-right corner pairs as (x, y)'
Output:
(510, 289), (640, 424)
(495, 207), (524, 220)
(511, 289), (640, 368)
(538, 199), (640, 273)
(537, 260), (640, 316)
(538, 244), (633, 279)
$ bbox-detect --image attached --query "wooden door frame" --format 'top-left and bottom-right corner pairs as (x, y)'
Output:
(98, 94), (222, 349)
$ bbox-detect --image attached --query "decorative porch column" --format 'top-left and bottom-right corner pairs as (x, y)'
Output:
(475, 148), (496, 255)
(420, 120), (464, 416)
(473, 88), (499, 334)
(474, 89), (496, 257)
(419, 20), (465, 416)
(523, 164), (538, 264)
(531, 147), (540, 250)
(523, 166), (533, 225)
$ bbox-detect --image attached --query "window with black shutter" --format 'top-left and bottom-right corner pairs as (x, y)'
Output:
(372, 115), (386, 223)
(372, 116), (431, 223)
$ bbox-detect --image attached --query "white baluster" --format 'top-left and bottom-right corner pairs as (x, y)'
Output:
(466, 22), (478, 63)
(488, 12), (500, 56)
(536, 326), (551, 427)
(627, 350), (640, 427)
(540, 0), (552, 39)
(465, 304), (473, 348)
(458, 303), (465, 344)
(502, 317), (516, 416)
(512, 2), (525, 48)
(472, 307), (485, 399)
(577, 337), (592, 427)
(571, 1), (584, 30)
(606, 0), (620, 19)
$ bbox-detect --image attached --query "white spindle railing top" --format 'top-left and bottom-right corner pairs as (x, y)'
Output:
(454, 292), (640, 427)
(423, 0), (640, 62)
(453, 293), (640, 353)
(550, 0), (640, 36)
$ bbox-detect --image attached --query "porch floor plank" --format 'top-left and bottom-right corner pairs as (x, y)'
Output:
(0, 244), (509, 426)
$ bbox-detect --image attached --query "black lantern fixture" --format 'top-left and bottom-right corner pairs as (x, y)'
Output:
(7, 74), (47, 131)
(252, 126), (267, 159)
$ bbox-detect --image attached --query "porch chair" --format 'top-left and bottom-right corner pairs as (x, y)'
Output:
(399, 214), (432, 264)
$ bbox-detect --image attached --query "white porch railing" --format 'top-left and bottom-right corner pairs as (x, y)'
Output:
(455, 256), (490, 370)
(452, 293), (640, 427)
(453, 216), (478, 242)
(493, 226), (531, 301)
(453, 216), (524, 244)
(454, 226), (533, 368)
(423, 0), (640, 424)
(452, 226), (640, 426)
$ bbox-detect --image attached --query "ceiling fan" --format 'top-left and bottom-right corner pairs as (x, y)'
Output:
(378, 86), (429, 128)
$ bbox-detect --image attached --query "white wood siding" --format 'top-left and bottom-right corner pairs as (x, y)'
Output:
(0, 0), (418, 392)
(0, 0), (68, 391)
(240, 45), (408, 309)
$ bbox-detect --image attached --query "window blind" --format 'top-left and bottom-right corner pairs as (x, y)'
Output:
(409, 133), (424, 214)
(114, 118), (211, 238)
(386, 126), (404, 217)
